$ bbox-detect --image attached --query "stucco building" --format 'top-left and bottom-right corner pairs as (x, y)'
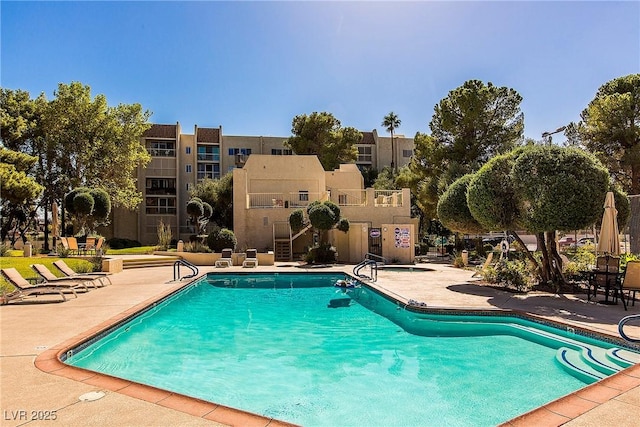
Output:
(106, 123), (416, 262)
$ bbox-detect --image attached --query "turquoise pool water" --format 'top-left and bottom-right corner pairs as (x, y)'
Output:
(66, 273), (624, 426)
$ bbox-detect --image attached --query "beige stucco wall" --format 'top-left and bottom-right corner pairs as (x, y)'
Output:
(381, 223), (415, 264)
(325, 164), (364, 191)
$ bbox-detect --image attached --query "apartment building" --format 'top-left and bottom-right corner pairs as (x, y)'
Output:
(107, 123), (415, 250)
(233, 155), (416, 263)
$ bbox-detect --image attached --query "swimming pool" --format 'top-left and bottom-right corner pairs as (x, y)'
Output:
(65, 272), (639, 426)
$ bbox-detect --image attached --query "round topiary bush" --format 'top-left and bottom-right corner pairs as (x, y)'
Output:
(206, 228), (237, 252)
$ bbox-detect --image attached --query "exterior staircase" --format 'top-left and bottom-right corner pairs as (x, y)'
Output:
(274, 240), (291, 262)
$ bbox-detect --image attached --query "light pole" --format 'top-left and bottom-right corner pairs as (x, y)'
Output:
(541, 126), (566, 144)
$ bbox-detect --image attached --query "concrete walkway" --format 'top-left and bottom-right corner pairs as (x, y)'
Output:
(1, 260), (639, 426)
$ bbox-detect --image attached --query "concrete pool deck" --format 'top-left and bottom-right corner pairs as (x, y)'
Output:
(1, 258), (639, 426)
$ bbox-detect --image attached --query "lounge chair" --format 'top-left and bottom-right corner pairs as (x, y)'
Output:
(0, 268), (76, 304)
(215, 248), (233, 268)
(53, 260), (112, 286)
(243, 249), (258, 268)
(30, 264), (95, 291)
(621, 261), (640, 307)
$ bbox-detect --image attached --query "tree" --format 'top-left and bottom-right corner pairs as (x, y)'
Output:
(1, 83), (152, 248)
(285, 112), (361, 171)
(0, 148), (44, 246)
(189, 172), (233, 229)
(382, 112), (401, 172)
(63, 187), (112, 235)
(463, 145), (611, 287)
(410, 80), (524, 222)
(437, 174), (484, 234)
(578, 74), (640, 195)
(186, 197), (212, 235)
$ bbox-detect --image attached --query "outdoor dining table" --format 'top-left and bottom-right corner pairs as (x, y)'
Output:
(587, 269), (625, 308)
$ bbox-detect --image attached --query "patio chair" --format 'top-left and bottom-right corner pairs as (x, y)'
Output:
(30, 264), (95, 291)
(471, 252), (494, 278)
(242, 249), (258, 268)
(94, 237), (104, 255)
(67, 237), (79, 255)
(588, 255), (620, 302)
(52, 260), (112, 286)
(0, 268), (75, 304)
(84, 237), (96, 255)
(59, 237), (69, 252)
(215, 248), (233, 268)
(621, 261), (640, 307)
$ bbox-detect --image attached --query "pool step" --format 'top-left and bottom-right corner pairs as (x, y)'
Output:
(122, 257), (180, 269)
(556, 347), (605, 384)
(555, 344), (639, 384)
(606, 347), (640, 367)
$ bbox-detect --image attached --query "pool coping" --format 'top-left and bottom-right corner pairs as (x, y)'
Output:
(34, 273), (640, 427)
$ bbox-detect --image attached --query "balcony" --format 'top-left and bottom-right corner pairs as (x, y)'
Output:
(247, 192), (328, 209)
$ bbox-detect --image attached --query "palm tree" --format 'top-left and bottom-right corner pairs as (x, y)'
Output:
(382, 112), (401, 173)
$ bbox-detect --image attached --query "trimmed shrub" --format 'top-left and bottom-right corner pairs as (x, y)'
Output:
(206, 228), (237, 252)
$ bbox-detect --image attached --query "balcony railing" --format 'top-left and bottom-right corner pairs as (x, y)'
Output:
(247, 192), (327, 209)
(330, 189), (367, 206)
(374, 190), (403, 207)
(148, 148), (176, 157)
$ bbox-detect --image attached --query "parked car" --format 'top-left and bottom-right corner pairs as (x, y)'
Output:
(558, 236), (575, 248)
(577, 237), (595, 247)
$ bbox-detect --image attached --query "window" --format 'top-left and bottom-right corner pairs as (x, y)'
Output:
(228, 148), (252, 156)
(145, 197), (177, 215)
(197, 163), (220, 180)
(186, 147), (191, 154)
(186, 164), (192, 173)
(198, 145), (219, 161)
(271, 148), (293, 155)
(145, 178), (176, 195)
(186, 183), (193, 191)
(147, 140), (176, 157)
(402, 149), (413, 158)
(299, 190), (309, 201)
(357, 146), (372, 162)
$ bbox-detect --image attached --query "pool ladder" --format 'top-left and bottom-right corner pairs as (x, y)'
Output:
(354, 253), (384, 282)
(173, 259), (199, 281)
(618, 314), (640, 343)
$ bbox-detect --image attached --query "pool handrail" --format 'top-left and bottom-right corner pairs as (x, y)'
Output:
(173, 259), (199, 281)
(618, 314), (640, 343)
(354, 259), (378, 282)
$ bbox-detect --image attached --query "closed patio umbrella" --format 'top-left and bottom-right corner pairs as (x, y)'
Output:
(51, 201), (59, 250)
(597, 192), (620, 256)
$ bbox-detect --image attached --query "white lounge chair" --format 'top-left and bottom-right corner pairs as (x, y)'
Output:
(215, 248), (233, 268)
(242, 249), (258, 268)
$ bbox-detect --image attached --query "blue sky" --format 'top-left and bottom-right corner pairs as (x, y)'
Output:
(2, 1), (639, 142)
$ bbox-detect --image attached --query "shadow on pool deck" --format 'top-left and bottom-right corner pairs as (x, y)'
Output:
(1, 258), (639, 426)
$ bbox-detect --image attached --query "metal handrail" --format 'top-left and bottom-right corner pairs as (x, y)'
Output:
(618, 314), (640, 343)
(173, 259), (199, 281)
(353, 259), (378, 282)
(365, 252), (387, 265)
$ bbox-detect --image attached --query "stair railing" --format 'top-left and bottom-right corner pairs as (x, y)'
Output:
(173, 259), (199, 281)
(618, 314), (640, 343)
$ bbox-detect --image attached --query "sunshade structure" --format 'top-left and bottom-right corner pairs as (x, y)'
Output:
(597, 192), (620, 256)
